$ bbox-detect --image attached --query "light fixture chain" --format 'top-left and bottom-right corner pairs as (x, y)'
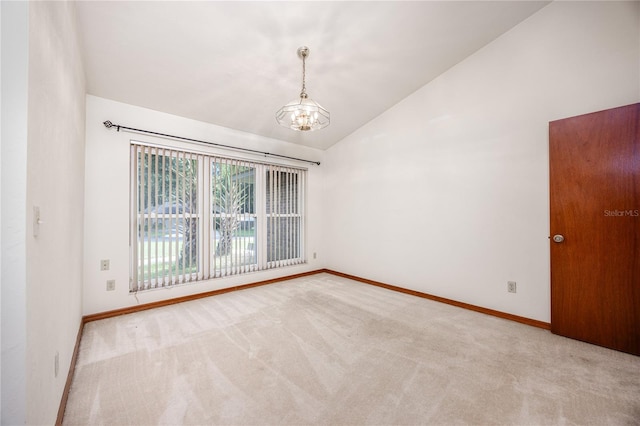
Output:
(301, 52), (307, 97)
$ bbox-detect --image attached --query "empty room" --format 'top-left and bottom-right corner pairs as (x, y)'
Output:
(1, 1), (639, 425)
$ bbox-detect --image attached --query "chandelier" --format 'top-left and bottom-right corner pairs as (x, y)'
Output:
(276, 46), (330, 131)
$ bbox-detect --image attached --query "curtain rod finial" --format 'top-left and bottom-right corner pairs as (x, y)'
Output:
(103, 120), (113, 128)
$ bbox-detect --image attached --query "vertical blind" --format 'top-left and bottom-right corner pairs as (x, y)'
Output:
(130, 142), (306, 292)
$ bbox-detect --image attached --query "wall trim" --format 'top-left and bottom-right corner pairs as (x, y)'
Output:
(58, 267), (548, 424)
(323, 269), (550, 330)
(55, 319), (84, 426)
(83, 268), (548, 329)
(83, 270), (323, 323)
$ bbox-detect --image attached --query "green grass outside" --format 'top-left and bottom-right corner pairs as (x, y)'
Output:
(138, 235), (256, 280)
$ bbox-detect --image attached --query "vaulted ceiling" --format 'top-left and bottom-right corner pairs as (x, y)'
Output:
(76, 1), (550, 150)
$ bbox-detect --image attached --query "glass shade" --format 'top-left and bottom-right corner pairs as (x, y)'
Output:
(276, 96), (330, 132)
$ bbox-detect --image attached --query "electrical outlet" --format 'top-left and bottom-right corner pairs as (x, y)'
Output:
(507, 281), (517, 293)
(54, 351), (59, 378)
(313, 252), (317, 259)
(106, 280), (116, 291)
(100, 259), (110, 271)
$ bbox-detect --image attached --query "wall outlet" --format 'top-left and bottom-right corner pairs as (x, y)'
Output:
(313, 252), (317, 259)
(100, 259), (110, 271)
(507, 281), (517, 293)
(106, 280), (116, 291)
(54, 351), (59, 378)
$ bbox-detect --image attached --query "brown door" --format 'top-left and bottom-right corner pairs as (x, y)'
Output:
(549, 103), (639, 356)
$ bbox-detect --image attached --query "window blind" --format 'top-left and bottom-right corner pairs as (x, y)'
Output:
(130, 142), (306, 292)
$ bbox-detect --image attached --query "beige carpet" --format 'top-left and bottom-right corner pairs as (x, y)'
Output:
(63, 273), (640, 425)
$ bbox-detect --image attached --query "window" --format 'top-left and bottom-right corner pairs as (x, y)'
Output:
(130, 142), (306, 292)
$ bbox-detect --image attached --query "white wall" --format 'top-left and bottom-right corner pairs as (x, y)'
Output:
(0, 4), (2, 420)
(83, 95), (325, 315)
(323, 1), (640, 323)
(1, 2), (28, 423)
(25, 1), (86, 424)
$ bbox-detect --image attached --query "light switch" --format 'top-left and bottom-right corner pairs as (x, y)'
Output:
(33, 206), (41, 238)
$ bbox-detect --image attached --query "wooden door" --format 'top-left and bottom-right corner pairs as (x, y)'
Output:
(549, 103), (639, 356)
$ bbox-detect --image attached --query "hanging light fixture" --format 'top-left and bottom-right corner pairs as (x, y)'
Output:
(276, 46), (330, 131)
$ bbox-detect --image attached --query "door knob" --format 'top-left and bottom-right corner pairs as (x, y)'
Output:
(552, 234), (565, 243)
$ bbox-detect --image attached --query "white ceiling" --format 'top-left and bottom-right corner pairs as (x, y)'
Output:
(76, 1), (550, 150)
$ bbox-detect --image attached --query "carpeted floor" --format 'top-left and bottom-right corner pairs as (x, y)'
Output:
(63, 273), (640, 425)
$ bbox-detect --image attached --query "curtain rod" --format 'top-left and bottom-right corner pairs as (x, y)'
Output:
(102, 121), (321, 166)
